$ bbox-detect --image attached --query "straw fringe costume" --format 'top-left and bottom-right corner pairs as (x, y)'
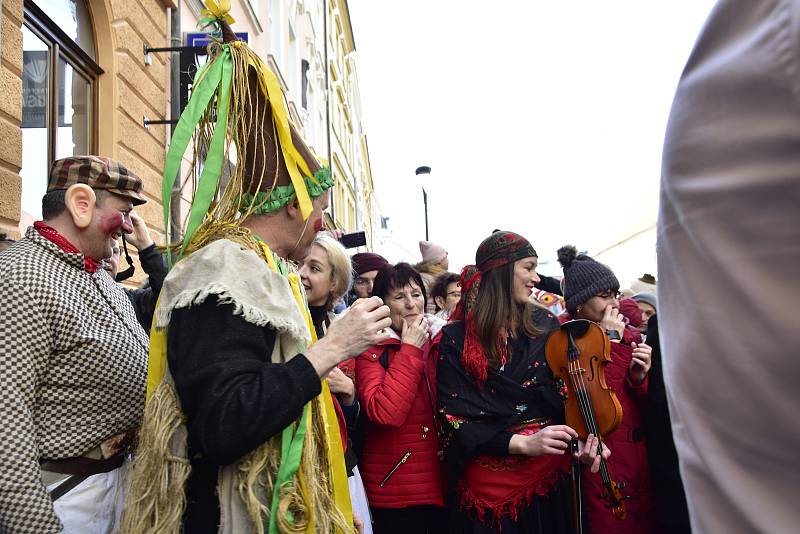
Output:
(120, 3), (352, 533)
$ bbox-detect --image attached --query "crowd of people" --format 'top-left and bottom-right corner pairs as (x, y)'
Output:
(1, 1), (798, 533)
(0, 171), (681, 534)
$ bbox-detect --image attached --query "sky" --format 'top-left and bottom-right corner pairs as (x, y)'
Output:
(348, 1), (718, 281)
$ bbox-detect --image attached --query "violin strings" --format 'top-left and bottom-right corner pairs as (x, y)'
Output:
(568, 341), (612, 485)
(574, 361), (612, 484)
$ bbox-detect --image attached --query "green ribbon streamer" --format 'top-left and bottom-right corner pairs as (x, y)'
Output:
(180, 48), (233, 260)
(268, 403), (309, 534)
(160, 47), (230, 267)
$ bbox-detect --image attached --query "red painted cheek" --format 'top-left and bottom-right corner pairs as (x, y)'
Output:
(100, 213), (126, 235)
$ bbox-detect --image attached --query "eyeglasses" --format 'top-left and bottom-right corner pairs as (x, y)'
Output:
(446, 291), (462, 298)
(595, 290), (623, 299)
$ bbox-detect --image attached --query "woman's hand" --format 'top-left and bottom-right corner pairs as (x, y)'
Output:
(124, 211), (154, 251)
(628, 342), (652, 385)
(401, 315), (429, 348)
(327, 367), (356, 405)
(575, 434), (612, 473)
(599, 305), (625, 341)
(353, 515), (365, 534)
(509, 425), (578, 456)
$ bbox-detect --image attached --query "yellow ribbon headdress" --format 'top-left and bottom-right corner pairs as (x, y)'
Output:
(125, 3), (351, 534)
(199, 0), (235, 26)
(162, 0), (329, 265)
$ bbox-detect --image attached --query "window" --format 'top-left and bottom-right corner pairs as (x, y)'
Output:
(301, 59), (310, 110)
(20, 0), (101, 224)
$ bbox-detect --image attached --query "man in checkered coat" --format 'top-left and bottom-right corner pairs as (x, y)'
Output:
(0, 156), (150, 533)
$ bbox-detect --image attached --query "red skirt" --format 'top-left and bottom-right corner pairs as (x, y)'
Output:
(458, 420), (571, 527)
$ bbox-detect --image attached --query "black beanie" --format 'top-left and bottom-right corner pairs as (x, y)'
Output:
(557, 245), (620, 314)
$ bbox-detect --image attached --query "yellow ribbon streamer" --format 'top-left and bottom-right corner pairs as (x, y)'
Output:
(259, 242), (354, 533)
(249, 55), (315, 220)
(201, 0), (235, 25)
(146, 297), (166, 400)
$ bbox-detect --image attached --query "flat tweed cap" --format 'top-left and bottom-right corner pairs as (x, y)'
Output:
(48, 155), (146, 205)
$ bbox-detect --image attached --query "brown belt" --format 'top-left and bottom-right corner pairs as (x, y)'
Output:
(40, 454), (124, 477)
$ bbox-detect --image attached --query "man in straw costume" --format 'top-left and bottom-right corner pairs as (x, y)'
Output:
(120, 3), (391, 533)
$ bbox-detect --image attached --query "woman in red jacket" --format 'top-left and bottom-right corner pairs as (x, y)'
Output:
(557, 245), (655, 534)
(355, 262), (446, 534)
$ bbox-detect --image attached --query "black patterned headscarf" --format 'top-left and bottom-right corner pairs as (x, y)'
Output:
(451, 231), (538, 383)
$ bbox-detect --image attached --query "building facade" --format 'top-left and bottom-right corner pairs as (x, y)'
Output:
(326, 0), (380, 241)
(0, 0), (382, 268)
(0, 0), (173, 283)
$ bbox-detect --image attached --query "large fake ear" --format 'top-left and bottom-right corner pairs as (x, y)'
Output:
(64, 184), (97, 229)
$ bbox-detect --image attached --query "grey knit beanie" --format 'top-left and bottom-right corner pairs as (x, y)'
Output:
(632, 291), (658, 311)
(557, 245), (620, 314)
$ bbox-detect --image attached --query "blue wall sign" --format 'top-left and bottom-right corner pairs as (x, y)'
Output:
(186, 32), (249, 48)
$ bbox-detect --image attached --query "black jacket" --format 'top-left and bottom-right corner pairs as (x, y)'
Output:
(123, 244), (167, 333)
(168, 296), (321, 533)
(643, 314), (692, 533)
(535, 274), (562, 296)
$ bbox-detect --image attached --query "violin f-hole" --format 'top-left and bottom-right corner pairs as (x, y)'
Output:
(588, 355), (600, 382)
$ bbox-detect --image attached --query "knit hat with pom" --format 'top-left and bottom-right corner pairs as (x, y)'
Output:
(419, 240), (448, 265)
(557, 245), (620, 314)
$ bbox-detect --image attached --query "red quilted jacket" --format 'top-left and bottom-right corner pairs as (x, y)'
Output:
(355, 335), (444, 509)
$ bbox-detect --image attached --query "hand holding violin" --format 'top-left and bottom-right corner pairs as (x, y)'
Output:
(509, 426), (611, 473)
(575, 434), (612, 473)
(628, 342), (652, 385)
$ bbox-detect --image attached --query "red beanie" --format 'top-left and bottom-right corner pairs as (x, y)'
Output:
(351, 252), (388, 276)
(618, 298), (643, 328)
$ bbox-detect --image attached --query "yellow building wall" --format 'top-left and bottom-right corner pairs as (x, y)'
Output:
(0, 0), (24, 236)
(0, 0), (171, 285)
(327, 0), (355, 233)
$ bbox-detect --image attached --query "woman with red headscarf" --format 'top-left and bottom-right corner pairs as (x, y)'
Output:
(437, 231), (609, 533)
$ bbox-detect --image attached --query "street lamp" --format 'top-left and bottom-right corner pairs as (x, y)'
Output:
(416, 166), (431, 241)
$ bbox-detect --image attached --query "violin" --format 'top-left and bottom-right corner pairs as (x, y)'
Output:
(545, 319), (628, 520)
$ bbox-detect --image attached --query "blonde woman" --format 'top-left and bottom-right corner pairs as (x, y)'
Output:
(298, 234), (372, 533)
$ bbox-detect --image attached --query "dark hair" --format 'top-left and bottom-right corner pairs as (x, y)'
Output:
(430, 271), (459, 312)
(0, 233), (15, 253)
(42, 189), (67, 220)
(472, 261), (545, 369)
(372, 262), (427, 308)
(42, 188), (109, 220)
